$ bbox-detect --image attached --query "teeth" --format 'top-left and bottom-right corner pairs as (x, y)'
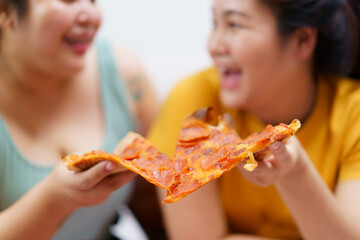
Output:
(219, 69), (241, 74)
(217, 66), (241, 74)
(65, 36), (90, 44)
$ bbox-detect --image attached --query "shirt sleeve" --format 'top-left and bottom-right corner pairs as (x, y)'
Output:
(338, 86), (360, 181)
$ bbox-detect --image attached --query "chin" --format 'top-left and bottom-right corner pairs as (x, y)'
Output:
(54, 64), (84, 80)
(219, 90), (246, 110)
(63, 58), (86, 73)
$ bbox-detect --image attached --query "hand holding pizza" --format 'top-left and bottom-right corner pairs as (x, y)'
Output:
(45, 159), (136, 210)
(237, 136), (307, 187)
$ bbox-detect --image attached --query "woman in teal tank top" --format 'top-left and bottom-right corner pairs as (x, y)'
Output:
(0, 1), (157, 239)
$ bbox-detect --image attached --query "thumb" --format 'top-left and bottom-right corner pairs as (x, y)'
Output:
(77, 161), (118, 190)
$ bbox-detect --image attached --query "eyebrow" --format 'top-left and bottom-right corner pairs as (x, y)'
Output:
(223, 10), (251, 18)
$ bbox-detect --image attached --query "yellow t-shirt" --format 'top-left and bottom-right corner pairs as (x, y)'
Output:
(147, 67), (360, 239)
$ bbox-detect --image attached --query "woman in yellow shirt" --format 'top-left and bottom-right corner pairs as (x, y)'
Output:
(148, 0), (360, 239)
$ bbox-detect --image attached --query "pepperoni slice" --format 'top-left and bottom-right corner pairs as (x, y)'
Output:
(120, 142), (141, 160)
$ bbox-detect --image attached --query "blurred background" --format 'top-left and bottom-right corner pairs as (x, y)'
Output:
(97, 0), (213, 101)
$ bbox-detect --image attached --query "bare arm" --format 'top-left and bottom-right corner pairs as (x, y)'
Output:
(273, 142), (360, 240)
(0, 171), (76, 240)
(277, 177), (360, 240)
(157, 180), (228, 240)
(161, 137), (360, 240)
(114, 46), (161, 236)
(235, 137), (360, 240)
(114, 46), (158, 135)
(0, 162), (136, 240)
(158, 179), (280, 240)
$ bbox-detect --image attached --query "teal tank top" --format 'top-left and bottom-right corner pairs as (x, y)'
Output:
(0, 40), (137, 239)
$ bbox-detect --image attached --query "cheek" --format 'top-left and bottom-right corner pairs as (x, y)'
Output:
(31, 7), (73, 51)
(207, 32), (216, 58)
(94, 8), (102, 30)
(234, 33), (286, 83)
(234, 33), (280, 66)
(223, 34), (287, 108)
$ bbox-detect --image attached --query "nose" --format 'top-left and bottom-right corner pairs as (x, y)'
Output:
(208, 28), (229, 57)
(76, 0), (102, 27)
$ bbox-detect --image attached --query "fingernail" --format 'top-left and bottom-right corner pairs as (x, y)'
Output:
(269, 141), (281, 151)
(105, 162), (116, 171)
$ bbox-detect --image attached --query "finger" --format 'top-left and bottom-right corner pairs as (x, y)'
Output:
(76, 161), (120, 190)
(237, 160), (273, 187)
(222, 113), (236, 129)
(254, 149), (271, 161)
(191, 107), (213, 122)
(112, 164), (128, 173)
(95, 171), (137, 191)
(268, 141), (293, 168)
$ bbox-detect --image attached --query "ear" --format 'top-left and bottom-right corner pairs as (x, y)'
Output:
(0, 5), (16, 28)
(289, 27), (318, 60)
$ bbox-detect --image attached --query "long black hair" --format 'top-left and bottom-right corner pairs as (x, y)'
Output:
(0, 0), (27, 18)
(261, 0), (360, 79)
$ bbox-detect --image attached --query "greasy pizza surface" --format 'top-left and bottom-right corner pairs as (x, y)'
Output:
(62, 108), (301, 203)
(63, 132), (176, 190)
(164, 109), (301, 203)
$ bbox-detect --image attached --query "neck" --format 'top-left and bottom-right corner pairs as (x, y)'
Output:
(251, 70), (317, 126)
(0, 56), (79, 111)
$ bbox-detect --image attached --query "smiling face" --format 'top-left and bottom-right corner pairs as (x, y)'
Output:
(208, 0), (299, 111)
(1, 0), (102, 79)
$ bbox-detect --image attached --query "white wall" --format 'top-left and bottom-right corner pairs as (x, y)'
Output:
(97, 0), (213, 101)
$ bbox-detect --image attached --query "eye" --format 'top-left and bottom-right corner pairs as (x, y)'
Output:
(61, 0), (75, 3)
(228, 22), (244, 29)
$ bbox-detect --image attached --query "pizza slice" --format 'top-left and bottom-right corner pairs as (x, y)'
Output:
(163, 108), (301, 203)
(62, 132), (176, 190)
(62, 108), (301, 204)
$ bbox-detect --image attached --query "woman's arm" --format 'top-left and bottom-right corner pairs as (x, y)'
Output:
(274, 141), (360, 240)
(157, 167), (281, 240)
(0, 162), (136, 240)
(114, 46), (161, 237)
(114, 46), (158, 135)
(279, 177), (360, 240)
(158, 180), (228, 240)
(236, 137), (360, 240)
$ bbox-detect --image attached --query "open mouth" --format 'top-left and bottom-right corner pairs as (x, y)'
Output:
(218, 67), (242, 90)
(63, 35), (93, 54)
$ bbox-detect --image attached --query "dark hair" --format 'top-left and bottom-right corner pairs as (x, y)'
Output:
(0, 0), (28, 18)
(261, 0), (360, 79)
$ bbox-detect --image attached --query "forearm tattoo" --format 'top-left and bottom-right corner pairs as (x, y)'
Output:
(128, 74), (143, 102)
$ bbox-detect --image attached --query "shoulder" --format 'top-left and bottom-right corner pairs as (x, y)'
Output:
(113, 46), (146, 82)
(161, 67), (221, 119)
(173, 67), (219, 92)
(332, 77), (360, 117)
(334, 77), (360, 100)
(165, 67), (220, 109)
(329, 77), (360, 181)
(330, 77), (360, 151)
(147, 67), (221, 155)
(113, 45), (157, 134)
